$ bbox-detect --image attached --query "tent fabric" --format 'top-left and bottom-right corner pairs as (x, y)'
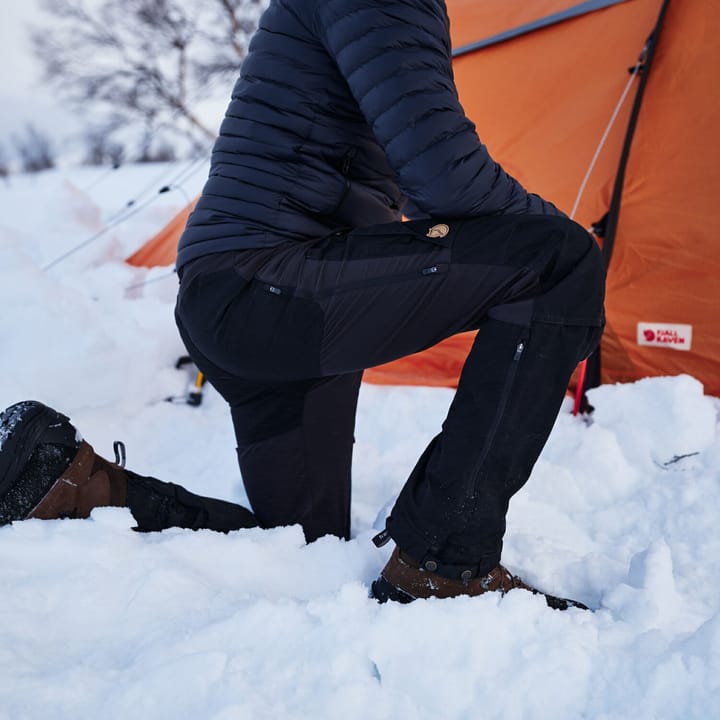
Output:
(452, 0), (632, 56)
(126, 202), (195, 268)
(128, 0), (720, 397)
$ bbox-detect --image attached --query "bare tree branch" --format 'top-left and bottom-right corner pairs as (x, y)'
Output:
(32, 0), (267, 158)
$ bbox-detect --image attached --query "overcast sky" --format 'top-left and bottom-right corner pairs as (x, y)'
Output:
(0, 1), (40, 94)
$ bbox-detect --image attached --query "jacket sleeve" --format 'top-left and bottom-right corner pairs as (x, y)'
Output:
(313, 0), (563, 218)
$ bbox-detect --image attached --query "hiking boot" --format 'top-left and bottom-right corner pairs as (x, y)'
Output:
(1, 400), (85, 523)
(0, 400), (258, 533)
(371, 547), (588, 611)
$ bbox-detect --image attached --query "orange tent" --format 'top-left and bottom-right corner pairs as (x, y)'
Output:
(125, 202), (194, 268)
(128, 0), (720, 396)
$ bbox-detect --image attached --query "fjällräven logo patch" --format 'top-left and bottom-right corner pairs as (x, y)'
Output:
(637, 322), (692, 351)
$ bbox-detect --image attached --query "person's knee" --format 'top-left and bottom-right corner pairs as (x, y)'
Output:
(545, 216), (598, 271)
(533, 217), (606, 325)
(567, 223), (605, 318)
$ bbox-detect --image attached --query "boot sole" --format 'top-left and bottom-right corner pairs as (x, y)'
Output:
(370, 575), (416, 604)
(0, 401), (78, 501)
(371, 571), (589, 610)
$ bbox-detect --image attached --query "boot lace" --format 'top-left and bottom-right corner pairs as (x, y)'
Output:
(113, 441), (126, 468)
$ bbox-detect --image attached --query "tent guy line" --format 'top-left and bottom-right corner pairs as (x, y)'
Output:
(569, 63), (640, 221)
(80, 162), (122, 194)
(41, 155), (210, 273)
(42, 191), (170, 272)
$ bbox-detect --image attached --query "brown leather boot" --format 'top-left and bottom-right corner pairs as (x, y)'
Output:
(1, 400), (85, 524)
(371, 547), (588, 610)
(1, 401), (130, 522)
(28, 440), (128, 520)
(1, 400), (258, 533)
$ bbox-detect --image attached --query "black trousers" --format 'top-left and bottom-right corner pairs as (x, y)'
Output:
(175, 214), (605, 578)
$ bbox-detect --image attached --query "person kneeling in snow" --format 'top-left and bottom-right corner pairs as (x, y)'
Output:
(0, 0), (605, 610)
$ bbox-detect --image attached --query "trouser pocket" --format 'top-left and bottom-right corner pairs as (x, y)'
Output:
(177, 262), (325, 382)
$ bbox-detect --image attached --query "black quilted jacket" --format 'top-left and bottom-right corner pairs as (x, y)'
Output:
(177, 0), (561, 268)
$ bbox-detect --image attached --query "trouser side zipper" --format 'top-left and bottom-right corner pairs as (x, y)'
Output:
(467, 335), (527, 500)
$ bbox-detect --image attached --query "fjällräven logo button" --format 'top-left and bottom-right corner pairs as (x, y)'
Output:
(426, 224), (449, 238)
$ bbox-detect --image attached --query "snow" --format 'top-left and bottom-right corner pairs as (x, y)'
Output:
(1, 164), (720, 719)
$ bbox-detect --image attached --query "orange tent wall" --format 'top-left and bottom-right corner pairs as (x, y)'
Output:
(126, 201), (196, 268)
(127, 0), (720, 396)
(596, 0), (720, 392)
(370, 0), (720, 395)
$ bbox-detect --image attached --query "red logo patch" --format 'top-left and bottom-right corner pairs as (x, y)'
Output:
(637, 323), (692, 352)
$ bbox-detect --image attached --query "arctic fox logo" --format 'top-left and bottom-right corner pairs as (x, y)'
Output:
(426, 224), (450, 238)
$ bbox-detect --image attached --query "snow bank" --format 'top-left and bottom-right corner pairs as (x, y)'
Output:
(1, 166), (719, 719)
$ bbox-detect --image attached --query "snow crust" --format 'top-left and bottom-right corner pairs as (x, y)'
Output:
(1, 166), (719, 719)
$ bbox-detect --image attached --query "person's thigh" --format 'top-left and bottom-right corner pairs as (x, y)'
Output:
(293, 214), (580, 375)
(176, 213), (594, 383)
